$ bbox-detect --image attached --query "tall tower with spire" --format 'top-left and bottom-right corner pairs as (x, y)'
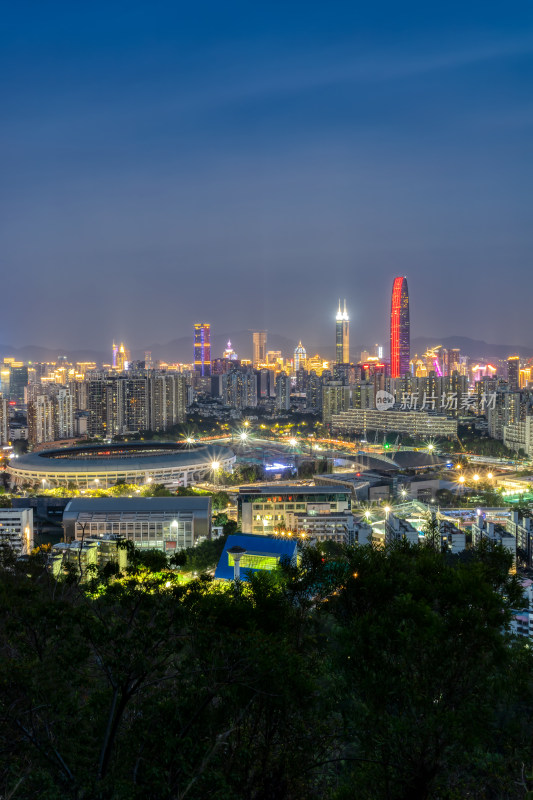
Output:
(335, 300), (350, 364)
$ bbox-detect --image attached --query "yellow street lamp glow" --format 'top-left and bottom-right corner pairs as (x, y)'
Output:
(427, 443), (434, 452)
(211, 461), (220, 471)
(473, 474), (480, 482)
(186, 437), (194, 444)
(487, 472), (493, 480)
(459, 475), (465, 483)
(384, 506), (391, 514)
(364, 510), (371, 519)
(239, 432), (248, 441)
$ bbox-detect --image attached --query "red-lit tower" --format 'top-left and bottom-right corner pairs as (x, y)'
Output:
(390, 277), (410, 378)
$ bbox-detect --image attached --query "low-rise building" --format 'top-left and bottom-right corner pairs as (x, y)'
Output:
(385, 512), (421, 546)
(472, 515), (516, 570)
(50, 535), (128, 579)
(238, 484), (351, 535)
(288, 511), (357, 545)
(385, 508), (466, 553)
(439, 519), (466, 554)
(0, 508), (34, 557)
(215, 534), (298, 581)
(507, 510), (533, 570)
(510, 579), (533, 639)
(62, 497), (212, 554)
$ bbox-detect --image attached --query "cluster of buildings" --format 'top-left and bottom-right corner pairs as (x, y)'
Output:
(0, 277), (531, 450)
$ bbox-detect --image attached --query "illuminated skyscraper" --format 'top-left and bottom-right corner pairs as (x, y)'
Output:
(194, 323), (211, 377)
(448, 348), (461, 374)
(223, 340), (238, 361)
(252, 331), (267, 367)
(335, 300), (349, 364)
(507, 355), (520, 391)
(390, 277), (410, 378)
(293, 341), (307, 372)
(116, 343), (129, 372)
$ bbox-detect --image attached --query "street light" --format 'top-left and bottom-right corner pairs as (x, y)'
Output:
(289, 438), (297, 447)
(487, 472), (493, 480)
(473, 474), (480, 482)
(239, 431), (248, 441)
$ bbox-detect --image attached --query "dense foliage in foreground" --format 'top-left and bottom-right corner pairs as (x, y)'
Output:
(1, 542), (532, 800)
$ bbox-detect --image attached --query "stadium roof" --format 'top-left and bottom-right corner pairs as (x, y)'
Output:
(11, 444), (234, 474)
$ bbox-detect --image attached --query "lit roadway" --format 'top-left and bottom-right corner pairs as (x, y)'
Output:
(187, 433), (532, 472)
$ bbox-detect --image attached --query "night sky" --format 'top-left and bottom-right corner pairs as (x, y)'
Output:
(2, 2), (532, 354)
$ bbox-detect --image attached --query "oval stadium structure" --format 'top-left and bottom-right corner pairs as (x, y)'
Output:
(8, 442), (236, 489)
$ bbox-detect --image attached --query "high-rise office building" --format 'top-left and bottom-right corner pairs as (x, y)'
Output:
(335, 300), (350, 364)
(390, 277), (410, 378)
(115, 343), (129, 372)
(508, 355), (520, 391)
(448, 348), (461, 374)
(293, 341), (307, 372)
(194, 324), (211, 377)
(222, 340), (238, 361)
(9, 364), (29, 406)
(252, 331), (267, 367)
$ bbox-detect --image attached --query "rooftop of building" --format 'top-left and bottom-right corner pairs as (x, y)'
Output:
(238, 484), (351, 496)
(63, 497), (211, 515)
(215, 534), (298, 581)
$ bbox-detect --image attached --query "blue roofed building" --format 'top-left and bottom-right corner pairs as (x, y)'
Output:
(215, 534), (298, 581)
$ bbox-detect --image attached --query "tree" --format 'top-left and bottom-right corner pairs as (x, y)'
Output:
(325, 540), (532, 800)
(422, 511), (440, 549)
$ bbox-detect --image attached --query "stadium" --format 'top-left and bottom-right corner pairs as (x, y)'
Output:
(8, 442), (236, 489)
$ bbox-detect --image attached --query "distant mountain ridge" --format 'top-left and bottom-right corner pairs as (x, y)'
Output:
(410, 336), (533, 362)
(0, 335), (530, 365)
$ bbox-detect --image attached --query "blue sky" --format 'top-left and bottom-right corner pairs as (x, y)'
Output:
(1, 1), (532, 353)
